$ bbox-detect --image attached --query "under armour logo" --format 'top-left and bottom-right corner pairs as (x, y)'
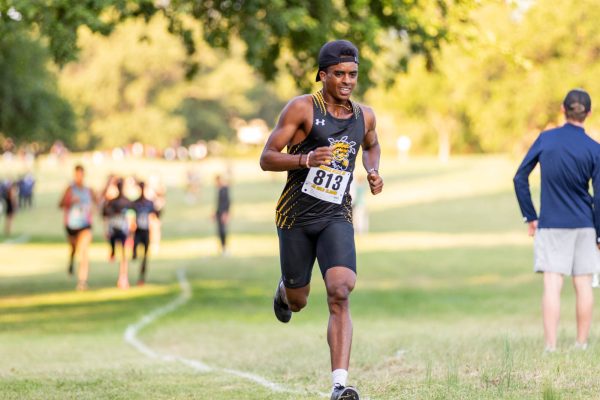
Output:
(315, 119), (325, 126)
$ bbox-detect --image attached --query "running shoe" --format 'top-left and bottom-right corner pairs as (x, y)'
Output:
(330, 384), (360, 400)
(573, 341), (588, 351)
(76, 280), (88, 291)
(68, 261), (74, 276)
(273, 279), (291, 323)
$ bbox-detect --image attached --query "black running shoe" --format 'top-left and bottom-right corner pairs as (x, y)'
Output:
(330, 384), (360, 400)
(68, 261), (74, 276)
(273, 279), (292, 323)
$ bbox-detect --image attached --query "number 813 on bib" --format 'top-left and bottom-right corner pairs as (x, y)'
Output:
(302, 165), (351, 204)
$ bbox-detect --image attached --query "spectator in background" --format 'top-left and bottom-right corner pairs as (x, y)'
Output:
(514, 88), (600, 352)
(18, 173), (35, 209)
(2, 181), (17, 236)
(214, 175), (231, 255)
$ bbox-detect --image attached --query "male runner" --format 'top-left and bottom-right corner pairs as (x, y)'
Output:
(514, 88), (600, 352)
(260, 40), (383, 400)
(132, 181), (157, 285)
(59, 165), (96, 290)
(103, 178), (133, 289)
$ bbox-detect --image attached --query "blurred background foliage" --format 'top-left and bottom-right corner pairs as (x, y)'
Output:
(1, 0), (600, 156)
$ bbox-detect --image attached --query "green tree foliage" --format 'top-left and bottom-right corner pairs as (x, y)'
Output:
(369, 0), (600, 156)
(2, 0), (476, 92)
(58, 16), (288, 148)
(0, 22), (76, 147)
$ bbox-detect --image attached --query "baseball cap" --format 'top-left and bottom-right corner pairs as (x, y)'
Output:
(563, 89), (591, 114)
(315, 40), (359, 82)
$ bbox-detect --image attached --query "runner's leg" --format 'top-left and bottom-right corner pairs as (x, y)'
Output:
(117, 233), (129, 289)
(77, 229), (92, 289)
(284, 284), (310, 312)
(325, 267), (356, 371)
(67, 232), (77, 275)
(139, 232), (149, 283)
(573, 274), (593, 345)
(543, 272), (564, 350)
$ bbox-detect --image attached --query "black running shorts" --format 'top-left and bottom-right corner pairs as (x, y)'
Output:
(110, 229), (127, 245)
(134, 229), (150, 248)
(65, 225), (91, 238)
(277, 220), (356, 289)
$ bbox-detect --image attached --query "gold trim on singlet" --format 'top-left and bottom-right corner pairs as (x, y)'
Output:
(313, 91), (327, 115)
(276, 183), (295, 209)
(311, 90), (361, 120)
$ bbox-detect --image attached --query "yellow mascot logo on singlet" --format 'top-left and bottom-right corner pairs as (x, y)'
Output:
(328, 136), (357, 171)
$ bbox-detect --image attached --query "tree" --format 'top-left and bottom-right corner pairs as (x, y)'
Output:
(58, 16), (289, 148)
(0, 22), (76, 147)
(367, 0), (600, 156)
(2, 0), (478, 92)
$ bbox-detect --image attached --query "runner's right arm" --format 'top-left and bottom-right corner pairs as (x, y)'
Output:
(260, 96), (332, 171)
(513, 135), (542, 236)
(58, 187), (72, 209)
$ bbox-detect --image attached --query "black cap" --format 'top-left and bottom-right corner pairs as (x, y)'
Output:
(315, 40), (359, 82)
(563, 88), (591, 114)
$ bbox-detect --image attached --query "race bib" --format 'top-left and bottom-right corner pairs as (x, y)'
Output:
(137, 213), (150, 230)
(109, 214), (128, 232)
(67, 206), (87, 229)
(302, 165), (350, 204)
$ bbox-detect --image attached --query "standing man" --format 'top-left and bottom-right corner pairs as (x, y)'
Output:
(2, 180), (17, 237)
(59, 165), (96, 291)
(514, 88), (600, 352)
(214, 175), (231, 255)
(260, 40), (383, 400)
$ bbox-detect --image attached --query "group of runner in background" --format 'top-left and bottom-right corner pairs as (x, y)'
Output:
(59, 165), (164, 291)
(58, 164), (233, 291)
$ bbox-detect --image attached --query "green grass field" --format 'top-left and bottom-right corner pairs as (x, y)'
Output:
(1, 155), (598, 399)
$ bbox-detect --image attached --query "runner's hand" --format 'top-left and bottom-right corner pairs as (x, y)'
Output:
(528, 220), (537, 237)
(309, 147), (334, 167)
(367, 170), (383, 195)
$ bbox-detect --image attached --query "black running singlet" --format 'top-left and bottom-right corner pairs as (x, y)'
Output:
(275, 91), (366, 229)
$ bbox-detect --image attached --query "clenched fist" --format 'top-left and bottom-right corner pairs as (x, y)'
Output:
(308, 146), (334, 167)
(367, 170), (383, 195)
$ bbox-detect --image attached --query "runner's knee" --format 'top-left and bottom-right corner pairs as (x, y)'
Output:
(287, 295), (308, 312)
(327, 282), (354, 307)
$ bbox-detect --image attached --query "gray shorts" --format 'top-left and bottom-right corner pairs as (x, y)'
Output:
(534, 228), (600, 276)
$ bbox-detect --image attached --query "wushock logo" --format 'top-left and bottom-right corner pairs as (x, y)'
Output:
(328, 136), (357, 171)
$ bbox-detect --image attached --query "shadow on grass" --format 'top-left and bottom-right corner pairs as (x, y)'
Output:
(0, 245), (540, 337)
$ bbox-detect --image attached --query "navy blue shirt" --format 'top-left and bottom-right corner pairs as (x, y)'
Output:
(513, 123), (600, 240)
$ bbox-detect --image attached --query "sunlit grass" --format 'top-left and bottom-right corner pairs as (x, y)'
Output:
(2, 155), (595, 400)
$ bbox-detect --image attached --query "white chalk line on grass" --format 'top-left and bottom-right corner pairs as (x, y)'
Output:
(124, 268), (330, 398)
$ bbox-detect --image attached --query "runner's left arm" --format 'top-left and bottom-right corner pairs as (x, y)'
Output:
(361, 107), (383, 195)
